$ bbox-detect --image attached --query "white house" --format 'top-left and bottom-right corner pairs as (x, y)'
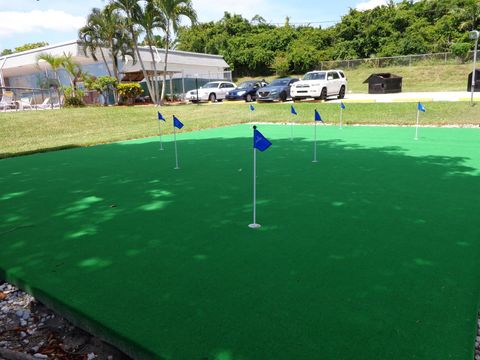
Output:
(0, 40), (230, 100)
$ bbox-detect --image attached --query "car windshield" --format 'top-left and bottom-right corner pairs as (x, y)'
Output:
(303, 72), (326, 80)
(200, 82), (219, 89)
(270, 79), (290, 86)
(238, 81), (256, 89)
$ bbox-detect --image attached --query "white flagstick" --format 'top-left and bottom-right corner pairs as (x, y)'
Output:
(158, 121), (164, 150)
(249, 143), (260, 229)
(312, 121), (318, 163)
(414, 109), (420, 140)
(339, 107), (343, 129)
(173, 125), (179, 169)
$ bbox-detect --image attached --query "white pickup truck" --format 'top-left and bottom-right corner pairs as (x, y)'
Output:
(291, 70), (347, 101)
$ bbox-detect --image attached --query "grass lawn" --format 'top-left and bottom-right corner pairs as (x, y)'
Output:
(1, 124), (480, 359)
(1, 101), (479, 158)
(238, 63), (474, 93)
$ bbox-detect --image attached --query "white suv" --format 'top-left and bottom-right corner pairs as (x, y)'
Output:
(186, 81), (237, 102)
(291, 70), (347, 101)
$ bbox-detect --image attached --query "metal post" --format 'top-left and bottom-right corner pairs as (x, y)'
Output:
(312, 122), (318, 163)
(173, 126), (179, 169)
(32, 89), (37, 110)
(340, 107), (343, 129)
(158, 120), (163, 150)
(181, 70), (185, 101)
(195, 77), (199, 105)
(415, 110), (420, 140)
(0, 57), (7, 88)
(470, 31), (479, 106)
(248, 146), (260, 229)
(49, 87), (53, 109)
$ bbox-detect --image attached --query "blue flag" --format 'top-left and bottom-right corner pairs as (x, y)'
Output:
(253, 128), (272, 152)
(173, 115), (184, 129)
(291, 105), (297, 115)
(418, 102), (426, 112)
(314, 109), (323, 122)
(340, 102), (346, 110)
(249, 104), (255, 111)
(158, 112), (165, 121)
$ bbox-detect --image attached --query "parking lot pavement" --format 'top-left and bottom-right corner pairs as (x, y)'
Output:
(332, 91), (480, 103)
(187, 91), (479, 105)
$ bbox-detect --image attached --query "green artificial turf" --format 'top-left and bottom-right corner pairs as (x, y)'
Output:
(1, 124), (480, 360)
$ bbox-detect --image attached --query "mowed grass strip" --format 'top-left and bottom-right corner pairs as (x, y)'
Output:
(1, 101), (479, 158)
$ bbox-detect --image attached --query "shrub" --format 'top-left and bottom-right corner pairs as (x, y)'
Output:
(451, 43), (471, 63)
(84, 76), (118, 105)
(64, 96), (85, 108)
(117, 83), (143, 105)
(62, 86), (85, 108)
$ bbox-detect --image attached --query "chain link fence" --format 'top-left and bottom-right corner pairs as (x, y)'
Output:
(158, 70), (233, 100)
(0, 86), (62, 111)
(319, 51), (480, 70)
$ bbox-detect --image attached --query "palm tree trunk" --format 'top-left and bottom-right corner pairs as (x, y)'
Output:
(148, 41), (158, 104)
(131, 26), (154, 104)
(160, 26), (170, 105)
(147, 37), (160, 105)
(110, 42), (120, 105)
(99, 47), (112, 77)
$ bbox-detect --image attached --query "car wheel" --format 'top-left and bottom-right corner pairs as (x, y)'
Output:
(320, 88), (327, 100)
(209, 93), (216, 102)
(338, 86), (345, 99)
(279, 92), (287, 102)
(292, 97), (299, 102)
(245, 94), (253, 102)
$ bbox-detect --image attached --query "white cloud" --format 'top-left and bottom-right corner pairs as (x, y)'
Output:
(0, 10), (86, 38)
(355, 0), (388, 11)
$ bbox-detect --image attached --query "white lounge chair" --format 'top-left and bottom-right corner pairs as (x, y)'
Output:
(0, 91), (16, 111)
(18, 97), (33, 110)
(34, 97), (52, 110)
(52, 95), (65, 109)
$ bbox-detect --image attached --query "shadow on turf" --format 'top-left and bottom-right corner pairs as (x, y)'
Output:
(1, 135), (480, 360)
(0, 144), (81, 159)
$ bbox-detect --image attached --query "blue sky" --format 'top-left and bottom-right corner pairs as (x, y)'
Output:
(0, 0), (389, 51)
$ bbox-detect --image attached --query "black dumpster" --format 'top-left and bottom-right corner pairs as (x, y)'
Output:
(363, 73), (402, 94)
(467, 69), (480, 92)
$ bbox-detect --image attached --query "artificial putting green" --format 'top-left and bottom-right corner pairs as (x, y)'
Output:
(1, 124), (480, 360)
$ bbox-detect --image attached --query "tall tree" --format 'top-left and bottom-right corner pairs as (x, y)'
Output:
(98, 4), (135, 81)
(79, 6), (135, 82)
(36, 53), (65, 106)
(109, 0), (155, 102)
(36, 53), (64, 83)
(79, 8), (113, 77)
(138, 1), (167, 104)
(60, 53), (91, 97)
(153, 0), (197, 104)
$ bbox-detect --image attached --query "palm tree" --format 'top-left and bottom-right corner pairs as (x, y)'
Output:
(99, 5), (135, 81)
(153, 0), (197, 104)
(109, 0), (155, 102)
(60, 53), (83, 95)
(36, 53), (64, 82)
(79, 8), (113, 77)
(139, 1), (167, 104)
(36, 53), (65, 107)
